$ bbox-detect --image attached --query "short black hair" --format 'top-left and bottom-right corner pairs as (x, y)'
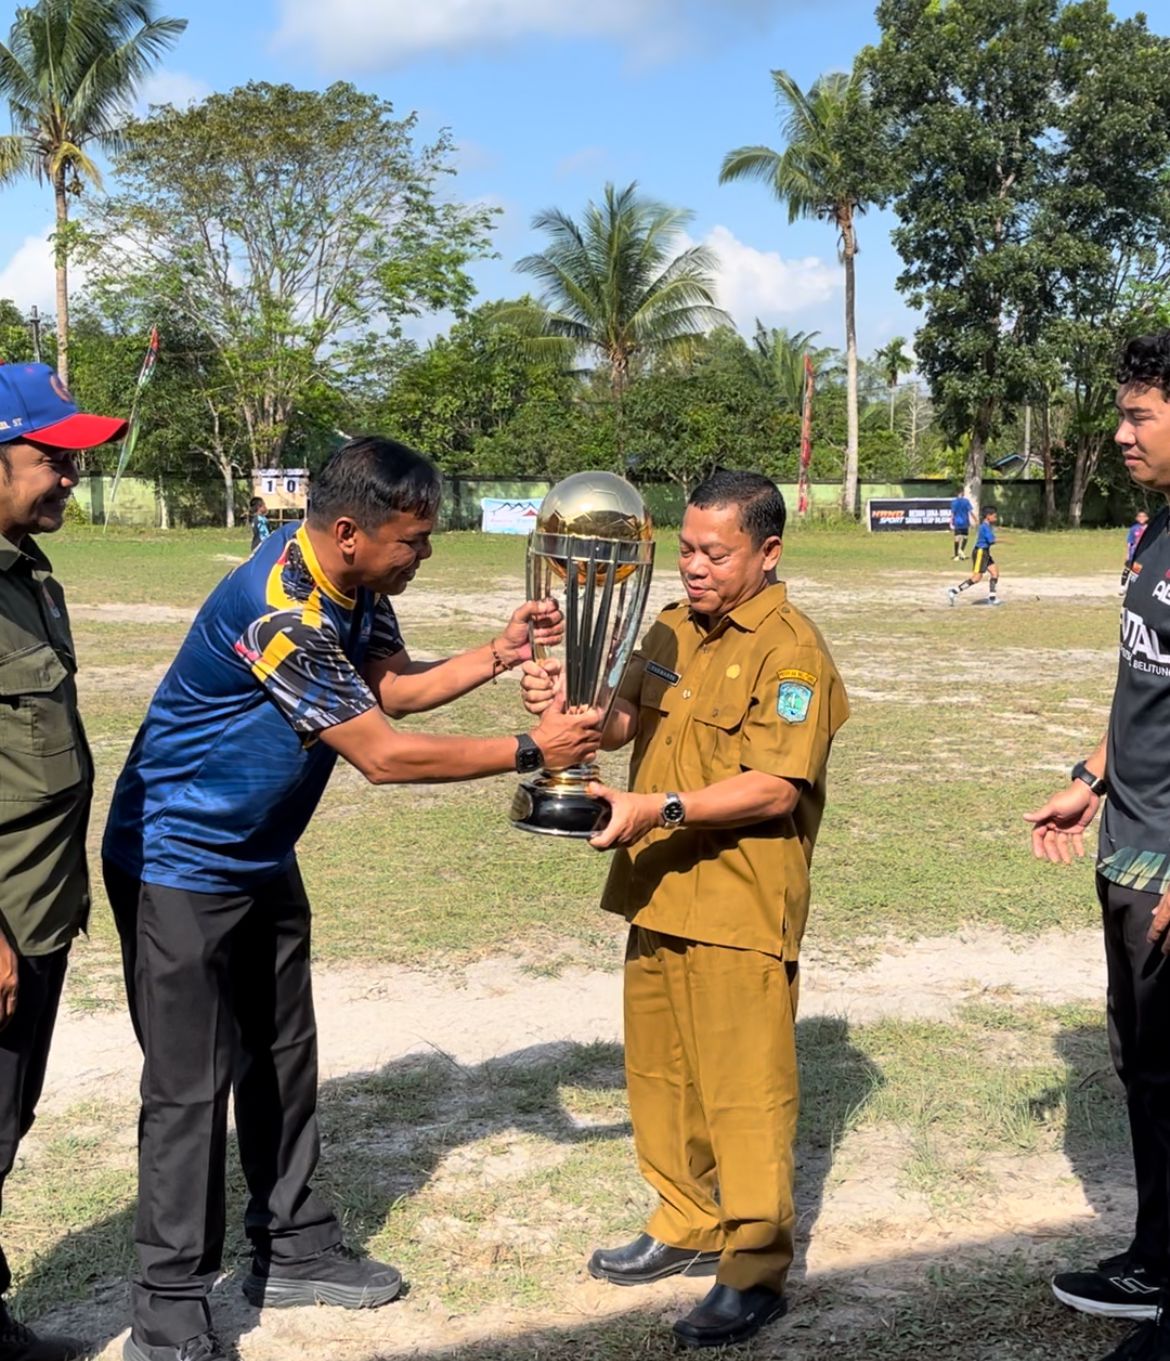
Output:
(982, 505), (997, 519)
(688, 468), (786, 546)
(308, 436), (442, 532)
(1118, 333), (1170, 394)
(249, 496), (265, 511)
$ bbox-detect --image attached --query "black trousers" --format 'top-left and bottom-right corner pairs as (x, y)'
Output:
(104, 861), (341, 1347)
(0, 946), (68, 1296)
(1100, 872), (1170, 1274)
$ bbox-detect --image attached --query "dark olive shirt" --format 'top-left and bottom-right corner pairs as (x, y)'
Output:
(0, 533), (92, 954)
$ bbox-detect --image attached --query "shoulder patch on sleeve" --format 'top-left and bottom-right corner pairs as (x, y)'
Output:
(777, 676), (815, 724)
(778, 668), (817, 687)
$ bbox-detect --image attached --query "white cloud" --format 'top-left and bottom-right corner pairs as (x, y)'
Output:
(134, 68), (211, 113)
(693, 225), (840, 331)
(0, 228), (91, 317)
(273, 0), (778, 70)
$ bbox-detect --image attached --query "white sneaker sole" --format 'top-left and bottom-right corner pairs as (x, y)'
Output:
(1051, 1281), (1159, 1320)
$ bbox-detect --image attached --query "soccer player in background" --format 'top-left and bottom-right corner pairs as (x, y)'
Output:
(949, 490), (974, 560)
(947, 506), (1000, 607)
(248, 496), (270, 554)
(1120, 507), (1150, 593)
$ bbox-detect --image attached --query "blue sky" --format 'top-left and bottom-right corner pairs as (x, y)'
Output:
(0, 0), (1161, 360)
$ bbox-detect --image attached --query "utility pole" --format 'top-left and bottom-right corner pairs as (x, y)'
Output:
(26, 306), (42, 363)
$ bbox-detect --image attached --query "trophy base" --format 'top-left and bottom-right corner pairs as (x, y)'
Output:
(510, 778), (610, 838)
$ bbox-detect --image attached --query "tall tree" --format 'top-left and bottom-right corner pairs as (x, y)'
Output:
(83, 81), (495, 493)
(720, 69), (881, 517)
(512, 182), (729, 402)
(874, 335), (912, 430)
(1036, 3), (1170, 525)
(0, 0), (186, 385)
(865, 0), (1068, 511)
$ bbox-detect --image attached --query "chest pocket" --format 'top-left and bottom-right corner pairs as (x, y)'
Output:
(691, 687), (751, 782)
(0, 643), (82, 801)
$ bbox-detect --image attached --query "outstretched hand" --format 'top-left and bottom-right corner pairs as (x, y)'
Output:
(1023, 782), (1100, 864)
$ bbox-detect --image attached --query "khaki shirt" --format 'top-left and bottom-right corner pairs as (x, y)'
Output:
(600, 582), (848, 959)
(0, 534), (92, 955)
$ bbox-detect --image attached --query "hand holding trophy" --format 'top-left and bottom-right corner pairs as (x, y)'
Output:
(510, 471), (655, 837)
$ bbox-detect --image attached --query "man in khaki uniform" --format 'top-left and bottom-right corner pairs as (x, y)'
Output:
(0, 364), (126, 1361)
(523, 469), (848, 1350)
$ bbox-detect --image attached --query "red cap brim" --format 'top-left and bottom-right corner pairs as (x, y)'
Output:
(27, 412), (129, 449)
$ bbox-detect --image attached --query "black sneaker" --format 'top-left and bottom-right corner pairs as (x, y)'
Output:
(1053, 1253), (1164, 1320)
(123, 1333), (227, 1361)
(0, 1304), (90, 1361)
(242, 1243), (402, 1309)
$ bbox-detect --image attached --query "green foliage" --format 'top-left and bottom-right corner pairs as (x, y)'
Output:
(864, 0), (1170, 521)
(511, 181), (729, 398)
(82, 81), (496, 468)
(0, 0), (186, 381)
(375, 300), (577, 473)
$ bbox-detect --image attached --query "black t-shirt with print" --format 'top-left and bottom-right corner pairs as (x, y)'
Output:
(1101, 504), (1170, 892)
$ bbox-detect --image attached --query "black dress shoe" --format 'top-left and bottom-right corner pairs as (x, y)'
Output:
(672, 1282), (788, 1349)
(588, 1233), (721, 1286)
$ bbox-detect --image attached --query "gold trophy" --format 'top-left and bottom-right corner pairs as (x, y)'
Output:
(510, 471), (655, 837)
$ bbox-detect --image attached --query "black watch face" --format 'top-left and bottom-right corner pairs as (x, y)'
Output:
(517, 747), (542, 774)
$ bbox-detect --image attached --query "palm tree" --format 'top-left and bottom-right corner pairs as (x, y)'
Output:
(513, 182), (731, 402)
(874, 335), (912, 430)
(720, 68), (875, 517)
(751, 322), (836, 413)
(0, 0), (186, 385)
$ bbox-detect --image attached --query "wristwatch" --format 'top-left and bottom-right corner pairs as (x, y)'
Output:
(661, 792), (686, 828)
(515, 733), (543, 775)
(1071, 760), (1107, 797)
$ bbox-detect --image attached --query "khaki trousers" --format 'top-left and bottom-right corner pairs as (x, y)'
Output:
(623, 925), (799, 1293)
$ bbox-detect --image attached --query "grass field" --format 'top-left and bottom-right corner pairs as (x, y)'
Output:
(6, 519), (1144, 1359)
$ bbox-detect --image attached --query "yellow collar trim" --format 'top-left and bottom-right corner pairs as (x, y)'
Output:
(295, 525), (355, 610)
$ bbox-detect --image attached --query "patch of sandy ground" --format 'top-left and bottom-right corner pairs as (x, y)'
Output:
(33, 927), (1131, 1359)
(70, 566), (1124, 633)
(46, 566), (1127, 1354)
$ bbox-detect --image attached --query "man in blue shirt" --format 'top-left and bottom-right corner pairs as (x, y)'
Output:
(947, 507), (1000, 606)
(102, 436), (603, 1361)
(949, 492), (974, 560)
(1121, 507), (1150, 592)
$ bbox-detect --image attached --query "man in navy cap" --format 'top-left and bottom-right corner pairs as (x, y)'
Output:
(0, 363), (126, 1360)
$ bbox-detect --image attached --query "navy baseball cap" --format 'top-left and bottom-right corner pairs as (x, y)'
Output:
(0, 363), (127, 448)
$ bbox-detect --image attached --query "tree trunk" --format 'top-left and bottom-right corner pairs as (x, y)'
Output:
(53, 169), (70, 387)
(1040, 400), (1055, 528)
(963, 400), (995, 509)
(222, 458), (235, 529)
(889, 382), (896, 431)
(157, 474), (170, 530)
(841, 215), (860, 517)
(1068, 434), (1103, 529)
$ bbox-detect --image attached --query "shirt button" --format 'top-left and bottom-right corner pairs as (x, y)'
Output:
(651, 784), (659, 792)
(665, 736), (673, 746)
(682, 688), (692, 699)
(712, 707), (720, 716)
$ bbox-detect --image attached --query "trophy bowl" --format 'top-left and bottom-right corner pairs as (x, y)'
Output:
(510, 472), (655, 837)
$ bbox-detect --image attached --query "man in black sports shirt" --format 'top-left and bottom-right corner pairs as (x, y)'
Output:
(1027, 332), (1170, 1361)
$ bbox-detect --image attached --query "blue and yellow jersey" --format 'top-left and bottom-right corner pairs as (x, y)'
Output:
(975, 520), (997, 551)
(103, 524), (403, 892)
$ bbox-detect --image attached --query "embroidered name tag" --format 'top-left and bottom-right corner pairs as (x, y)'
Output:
(645, 660), (681, 686)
